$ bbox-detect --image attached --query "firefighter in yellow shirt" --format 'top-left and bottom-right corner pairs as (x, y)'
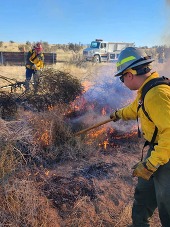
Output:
(25, 42), (44, 93)
(110, 47), (170, 226)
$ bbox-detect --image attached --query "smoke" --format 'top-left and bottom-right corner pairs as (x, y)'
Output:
(83, 72), (134, 111)
(153, 60), (170, 78)
(70, 64), (136, 132)
(162, 0), (170, 46)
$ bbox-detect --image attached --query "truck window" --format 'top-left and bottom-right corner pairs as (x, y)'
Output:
(101, 43), (106, 49)
(109, 54), (115, 59)
(90, 41), (100, 48)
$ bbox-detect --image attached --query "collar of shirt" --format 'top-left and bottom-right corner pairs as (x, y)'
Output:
(137, 71), (160, 95)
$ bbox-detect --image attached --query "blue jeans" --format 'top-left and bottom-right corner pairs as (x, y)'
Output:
(25, 68), (40, 92)
(132, 146), (170, 227)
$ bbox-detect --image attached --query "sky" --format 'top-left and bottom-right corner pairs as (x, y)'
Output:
(0, 0), (170, 47)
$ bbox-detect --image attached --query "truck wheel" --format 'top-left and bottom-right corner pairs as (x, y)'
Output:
(93, 55), (100, 63)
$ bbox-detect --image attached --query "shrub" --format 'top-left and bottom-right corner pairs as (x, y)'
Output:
(42, 41), (50, 52)
(68, 43), (83, 53)
(26, 41), (31, 46)
(18, 44), (25, 52)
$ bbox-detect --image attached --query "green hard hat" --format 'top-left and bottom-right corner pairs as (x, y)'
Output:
(115, 47), (154, 77)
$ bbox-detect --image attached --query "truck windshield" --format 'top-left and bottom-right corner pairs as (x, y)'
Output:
(90, 41), (100, 48)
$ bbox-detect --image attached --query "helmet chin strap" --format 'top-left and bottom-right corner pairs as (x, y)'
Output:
(123, 65), (152, 76)
(135, 66), (152, 75)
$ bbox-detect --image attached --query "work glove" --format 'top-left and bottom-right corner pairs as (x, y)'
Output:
(132, 159), (158, 180)
(37, 55), (43, 60)
(110, 111), (120, 122)
(32, 64), (37, 70)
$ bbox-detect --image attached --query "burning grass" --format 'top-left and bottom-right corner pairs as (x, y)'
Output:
(22, 108), (95, 164)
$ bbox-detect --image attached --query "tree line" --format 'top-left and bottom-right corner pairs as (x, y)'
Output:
(0, 41), (170, 59)
(0, 41), (84, 53)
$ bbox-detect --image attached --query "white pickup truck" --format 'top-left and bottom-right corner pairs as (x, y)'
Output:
(83, 39), (134, 63)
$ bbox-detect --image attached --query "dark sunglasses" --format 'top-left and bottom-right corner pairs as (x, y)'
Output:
(120, 73), (127, 83)
(120, 75), (124, 83)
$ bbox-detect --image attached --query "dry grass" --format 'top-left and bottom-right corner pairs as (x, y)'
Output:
(0, 42), (22, 52)
(20, 107), (95, 164)
(0, 65), (25, 82)
(0, 177), (60, 227)
(0, 106), (98, 226)
(0, 119), (25, 179)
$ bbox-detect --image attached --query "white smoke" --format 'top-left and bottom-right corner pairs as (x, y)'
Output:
(83, 66), (135, 110)
(71, 64), (137, 132)
(153, 60), (170, 78)
(162, 0), (170, 46)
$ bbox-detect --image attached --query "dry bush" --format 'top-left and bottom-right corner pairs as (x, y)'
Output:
(39, 68), (83, 103)
(0, 120), (23, 179)
(0, 178), (60, 227)
(22, 107), (95, 164)
(68, 53), (87, 68)
(0, 92), (18, 120)
(0, 118), (34, 180)
(61, 196), (103, 227)
(0, 68), (84, 114)
(9, 68), (83, 112)
(0, 143), (21, 180)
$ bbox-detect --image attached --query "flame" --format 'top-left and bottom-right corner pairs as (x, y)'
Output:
(47, 105), (54, 111)
(101, 107), (107, 116)
(86, 124), (138, 150)
(102, 140), (109, 149)
(69, 96), (87, 112)
(38, 130), (50, 146)
(28, 117), (52, 147)
(45, 170), (50, 176)
(89, 127), (107, 138)
(82, 81), (94, 92)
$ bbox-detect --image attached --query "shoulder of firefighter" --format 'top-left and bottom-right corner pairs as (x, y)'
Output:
(116, 71), (170, 168)
(26, 49), (44, 70)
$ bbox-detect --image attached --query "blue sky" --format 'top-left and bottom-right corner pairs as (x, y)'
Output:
(0, 0), (170, 47)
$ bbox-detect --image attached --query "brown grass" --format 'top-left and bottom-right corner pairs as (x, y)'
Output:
(0, 42), (22, 52)
(0, 177), (60, 227)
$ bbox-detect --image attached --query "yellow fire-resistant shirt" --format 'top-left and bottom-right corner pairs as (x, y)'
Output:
(26, 49), (44, 70)
(116, 72), (170, 167)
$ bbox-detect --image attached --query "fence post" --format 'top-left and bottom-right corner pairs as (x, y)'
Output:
(53, 52), (55, 64)
(0, 52), (3, 65)
(23, 47), (27, 65)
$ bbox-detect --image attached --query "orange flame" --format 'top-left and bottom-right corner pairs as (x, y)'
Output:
(82, 81), (94, 92)
(101, 107), (107, 116)
(38, 130), (50, 146)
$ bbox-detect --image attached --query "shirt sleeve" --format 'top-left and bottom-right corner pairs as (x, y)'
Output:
(116, 98), (138, 120)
